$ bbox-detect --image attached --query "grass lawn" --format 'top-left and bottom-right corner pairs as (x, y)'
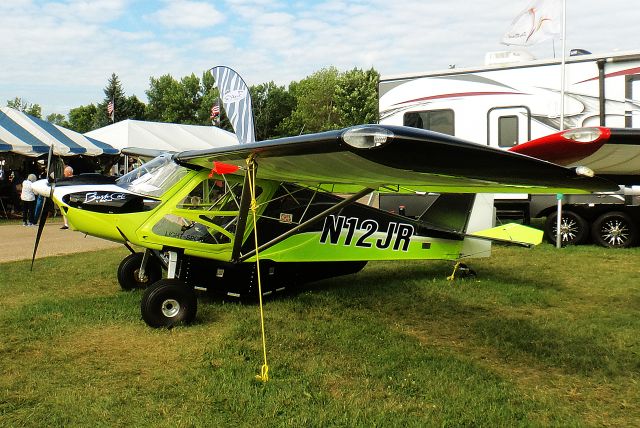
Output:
(1, 245), (638, 426)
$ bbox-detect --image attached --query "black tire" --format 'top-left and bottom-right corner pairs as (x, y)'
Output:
(591, 212), (637, 248)
(140, 279), (197, 328)
(545, 211), (589, 245)
(117, 252), (162, 290)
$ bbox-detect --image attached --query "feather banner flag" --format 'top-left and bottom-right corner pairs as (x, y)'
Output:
(210, 66), (255, 144)
(502, 0), (562, 46)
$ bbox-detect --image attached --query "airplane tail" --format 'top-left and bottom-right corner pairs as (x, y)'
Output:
(469, 223), (543, 246)
(210, 66), (256, 144)
(462, 193), (543, 254)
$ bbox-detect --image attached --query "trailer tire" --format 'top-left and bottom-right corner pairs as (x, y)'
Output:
(545, 211), (589, 245)
(591, 212), (637, 248)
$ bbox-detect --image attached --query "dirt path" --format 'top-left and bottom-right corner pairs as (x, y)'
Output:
(0, 223), (121, 263)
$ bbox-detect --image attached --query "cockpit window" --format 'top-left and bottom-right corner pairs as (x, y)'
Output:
(116, 154), (188, 198)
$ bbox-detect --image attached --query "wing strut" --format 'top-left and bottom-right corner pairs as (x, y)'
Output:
(231, 158), (256, 263)
(237, 186), (375, 263)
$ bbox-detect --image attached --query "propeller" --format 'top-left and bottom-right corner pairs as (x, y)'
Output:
(31, 145), (56, 270)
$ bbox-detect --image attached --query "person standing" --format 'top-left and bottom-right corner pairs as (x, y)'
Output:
(33, 168), (47, 222)
(20, 174), (37, 226)
(60, 166), (73, 229)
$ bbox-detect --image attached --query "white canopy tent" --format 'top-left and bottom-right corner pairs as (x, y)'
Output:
(85, 119), (239, 154)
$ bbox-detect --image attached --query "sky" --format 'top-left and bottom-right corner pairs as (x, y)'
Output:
(0, 0), (638, 117)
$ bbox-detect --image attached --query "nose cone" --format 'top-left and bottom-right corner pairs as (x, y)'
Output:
(32, 179), (51, 197)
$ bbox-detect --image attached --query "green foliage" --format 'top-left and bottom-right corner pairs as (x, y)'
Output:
(7, 65), (383, 137)
(67, 104), (98, 133)
(335, 67), (380, 126)
(0, 245), (639, 426)
(6, 97), (42, 118)
(145, 73), (217, 125)
(145, 74), (181, 122)
(251, 81), (296, 140)
(197, 71), (220, 125)
(281, 67), (341, 135)
(94, 73), (129, 127)
(45, 112), (68, 127)
(125, 95), (146, 121)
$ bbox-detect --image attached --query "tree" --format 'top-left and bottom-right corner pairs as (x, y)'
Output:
(67, 104), (98, 133)
(280, 67), (340, 135)
(145, 73), (205, 124)
(198, 71), (222, 125)
(176, 73), (203, 124)
(88, 73), (147, 129)
(45, 113), (69, 127)
(250, 81), (296, 140)
(125, 95), (146, 121)
(6, 97), (42, 118)
(145, 74), (180, 122)
(334, 67), (379, 126)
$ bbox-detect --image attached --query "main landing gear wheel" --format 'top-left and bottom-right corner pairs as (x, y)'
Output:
(545, 211), (589, 245)
(591, 212), (637, 248)
(140, 279), (197, 328)
(117, 252), (162, 290)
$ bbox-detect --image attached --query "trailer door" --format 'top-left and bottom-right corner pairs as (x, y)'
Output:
(487, 106), (531, 148)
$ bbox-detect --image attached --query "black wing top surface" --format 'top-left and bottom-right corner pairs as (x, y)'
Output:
(175, 125), (617, 194)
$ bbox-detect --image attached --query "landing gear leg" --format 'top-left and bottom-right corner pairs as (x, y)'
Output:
(167, 251), (179, 279)
(117, 251), (161, 290)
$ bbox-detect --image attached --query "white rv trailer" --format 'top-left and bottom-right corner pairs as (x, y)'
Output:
(378, 50), (640, 247)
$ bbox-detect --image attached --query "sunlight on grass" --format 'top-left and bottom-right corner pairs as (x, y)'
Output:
(0, 245), (638, 426)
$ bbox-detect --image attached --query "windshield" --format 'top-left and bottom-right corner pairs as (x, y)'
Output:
(116, 154), (189, 198)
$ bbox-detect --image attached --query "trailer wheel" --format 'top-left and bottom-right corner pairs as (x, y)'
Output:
(545, 211), (589, 245)
(117, 252), (162, 290)
(591, 212), (637, 248)
(141, 279), (197, 328)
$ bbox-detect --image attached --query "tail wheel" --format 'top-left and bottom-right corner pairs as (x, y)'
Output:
(545, 211), (589, 245)
(141, 279), (197, 328)
(591, 212), (637, 248)
(117, 252), (162, 290)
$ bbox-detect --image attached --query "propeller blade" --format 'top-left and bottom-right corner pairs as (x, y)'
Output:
(46, 144), (54, 183)
(31, 144), (55, 271)
(31, 197), (53, 271)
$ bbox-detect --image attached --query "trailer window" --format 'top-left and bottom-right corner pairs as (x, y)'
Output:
(403, 109), (454, 136)
(498, 116), (519, 147)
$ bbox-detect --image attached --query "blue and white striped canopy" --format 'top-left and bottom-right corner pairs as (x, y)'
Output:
(0, 107), (119, 157)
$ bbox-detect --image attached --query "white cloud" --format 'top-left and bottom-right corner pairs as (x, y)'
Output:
(43, 0), (128, 24)
(147, 1), (224, 29)
(0, 0), (639, 116)
(197, 37), (235, 53)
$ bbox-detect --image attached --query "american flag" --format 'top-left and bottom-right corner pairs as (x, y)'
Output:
(210, 100), (220, 119)
(107, 100), (115, 121)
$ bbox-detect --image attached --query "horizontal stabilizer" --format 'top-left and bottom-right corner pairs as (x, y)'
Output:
(470, 223), (543, 247)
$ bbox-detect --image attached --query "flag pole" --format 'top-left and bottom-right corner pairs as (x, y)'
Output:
(559, 0), (567, 131)
(556, 0), (567, 249)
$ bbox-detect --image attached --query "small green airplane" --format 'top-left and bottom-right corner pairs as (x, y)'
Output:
(31, 67), (616, 328)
